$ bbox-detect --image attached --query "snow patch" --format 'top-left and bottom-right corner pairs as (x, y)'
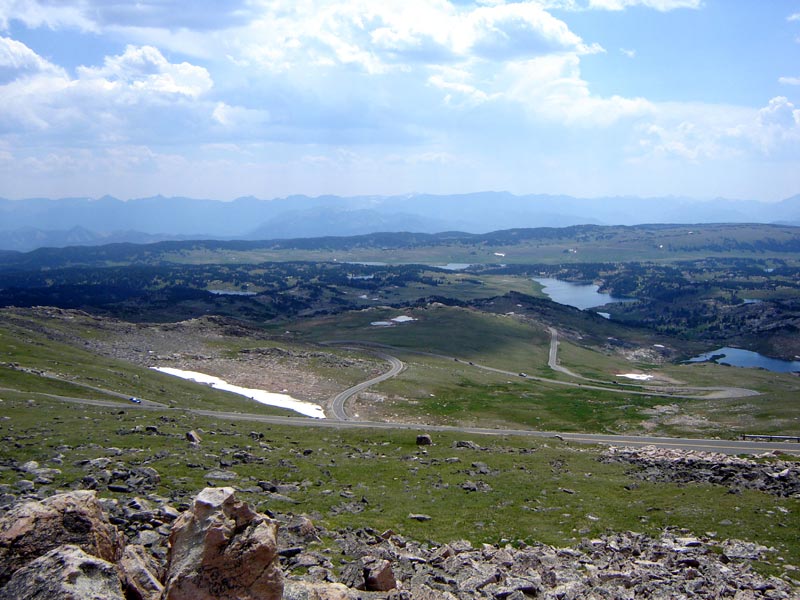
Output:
(153, 367), (326, 419)
(617, 373), (655, 381)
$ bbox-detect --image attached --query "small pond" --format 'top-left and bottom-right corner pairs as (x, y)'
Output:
(208, 289), (257, 296)
(686, 347), (800, 373)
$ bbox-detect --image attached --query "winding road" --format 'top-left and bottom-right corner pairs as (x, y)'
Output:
(328, 349), (405, 420)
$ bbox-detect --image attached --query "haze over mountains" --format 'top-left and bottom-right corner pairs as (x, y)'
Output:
(1, 192), (799, 252)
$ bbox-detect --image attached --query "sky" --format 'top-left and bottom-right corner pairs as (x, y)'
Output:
(0, 0), (798, 202)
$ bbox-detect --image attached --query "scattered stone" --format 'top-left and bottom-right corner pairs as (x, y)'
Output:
(408, 514), (431, 521)
(453, 440), (482, 450)
(205, 469), (238, 481)
(185, 430), (202, 444)
(416, 434), (432, 446)
(14, 480), (34, 492)
(602, 445), (800, 497)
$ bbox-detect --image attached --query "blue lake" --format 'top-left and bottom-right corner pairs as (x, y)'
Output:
(686, 347), (800, 373)
(209, 289), (257, 296)
(533, 278), (634, 311)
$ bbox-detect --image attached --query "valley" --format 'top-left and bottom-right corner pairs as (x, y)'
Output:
(1, 222), (799, 595)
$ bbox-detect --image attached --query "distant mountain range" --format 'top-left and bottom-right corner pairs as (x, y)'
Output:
(1, 192), (799, 252)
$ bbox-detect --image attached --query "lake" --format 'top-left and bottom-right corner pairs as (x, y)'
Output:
(686, 347), (800, 373)
(209, 289), (257, 296)
(533, 277), (634, 311)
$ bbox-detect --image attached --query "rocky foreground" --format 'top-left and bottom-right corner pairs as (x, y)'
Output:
(0, 481), (798, 600)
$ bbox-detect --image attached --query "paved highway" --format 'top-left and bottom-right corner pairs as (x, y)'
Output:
(328, 349), (405, 420)
(5, 384), (799, 455)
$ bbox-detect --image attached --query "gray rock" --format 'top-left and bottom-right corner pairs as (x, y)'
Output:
(0, 544), (125, 600)
(205, 469), (238, 481)
(119, 544), (164, 600)
(0, 489), (124, 587)
(15, 480), (34, 492)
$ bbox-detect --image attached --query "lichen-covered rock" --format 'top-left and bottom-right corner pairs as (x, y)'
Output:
(0, 544), (125, 600)
(119, 544), (164, 600)
(162, 487), (282, 600)
(0, 490), (124, 586)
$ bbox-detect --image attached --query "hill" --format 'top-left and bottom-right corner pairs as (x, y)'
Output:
(2, 192), (799, 251)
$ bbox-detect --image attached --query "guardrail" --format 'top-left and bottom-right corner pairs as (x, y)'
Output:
(741, 434), (800, 443)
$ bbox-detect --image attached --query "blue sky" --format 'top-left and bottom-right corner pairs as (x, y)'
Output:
(0, 0), (798, 201)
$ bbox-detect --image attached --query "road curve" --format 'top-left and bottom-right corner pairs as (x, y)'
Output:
(328, 348), (405, 420)
(547, 327), (584, 379)
(321, 338), (757, 402)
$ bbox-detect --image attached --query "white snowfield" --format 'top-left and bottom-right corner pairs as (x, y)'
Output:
(617, 373), (655, 381)
(153, 367), (326, 419)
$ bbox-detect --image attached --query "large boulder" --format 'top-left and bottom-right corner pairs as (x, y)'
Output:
(0, 490), (124, 587)
(0, 544), (125, 600)
(162, 487), (283, 600)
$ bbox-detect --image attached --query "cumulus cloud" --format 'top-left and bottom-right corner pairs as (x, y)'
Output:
(502, 54), (653, 125)
(76, 45), (213, 98)
(636, 97), (800, 162)
(0, 0), (96, 31)
(757, 96), (800, 129)
(234, 0), (600, 75)
(0, 42), (214, 138)
(0, 35), (62, 74)
(211, 102), (269, 128)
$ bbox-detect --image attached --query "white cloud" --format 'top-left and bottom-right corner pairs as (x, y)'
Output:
(620, 47), (636, 58)
(0, 35), (62, 73)
(502, 54), (653, 125)
(779, 76), (800, 86)
(588, 0), (701, 10)
(635, 97), (800, 162)
(0, 0), (96, 32)
(0, 43), (216, 141)
(461, 3), (602, 59)
(0, 0), (255, 33)
(232, 1), (600, 75)
(757, 96), (800, 130)
(211, 102), (269, 128)
(76, 45), (212, 98)
(788, 13), (800, 22)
